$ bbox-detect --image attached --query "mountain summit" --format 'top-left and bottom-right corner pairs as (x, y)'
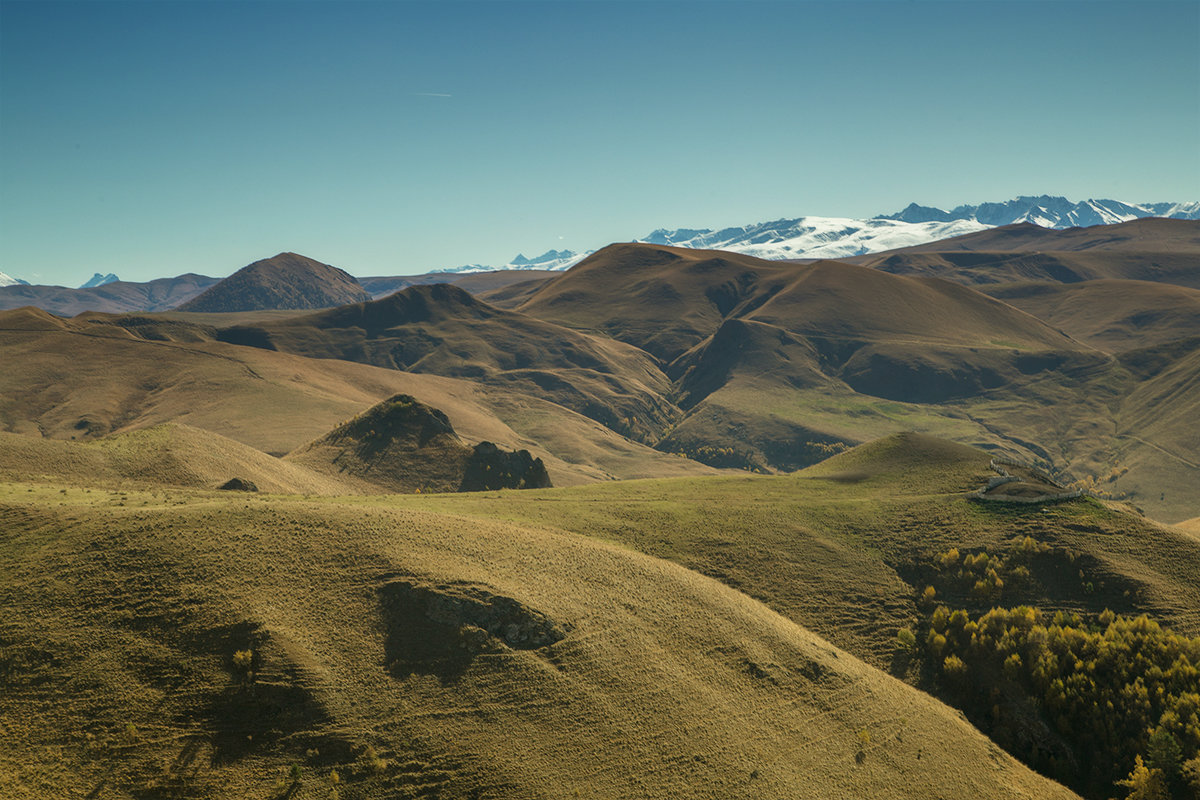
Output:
(79, 272), (119, 288)
(881, 195), (1200, 228)
(176, 252), (370, 313)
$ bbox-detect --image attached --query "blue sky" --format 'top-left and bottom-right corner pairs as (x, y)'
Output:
(2, 0), (1197, 284)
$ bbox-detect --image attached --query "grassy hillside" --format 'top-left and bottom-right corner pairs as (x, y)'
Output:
(0, 424), (347, 494)
(383, 433), (1200, 797)
(0, 472), (1081, 800)
(398, 434), (1200, 670)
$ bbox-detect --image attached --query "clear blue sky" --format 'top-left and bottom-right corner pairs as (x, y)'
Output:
(2, 0), (1197, 284)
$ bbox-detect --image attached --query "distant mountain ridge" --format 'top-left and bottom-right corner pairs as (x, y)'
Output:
(0, 273), (217, 315)
(881, 195), (1200, 228)
(0, 271), (29, 287)
(431, 195), (1199, 274)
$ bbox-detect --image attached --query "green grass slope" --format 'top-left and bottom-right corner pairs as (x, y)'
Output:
(0, 478), (1079, 800)
(391, 433), (1200, 796)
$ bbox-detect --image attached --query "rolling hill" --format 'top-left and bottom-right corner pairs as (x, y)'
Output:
(503, 240), (1199, 522)
(0, 458), (1083, 799)
(177, 252), (370, 313)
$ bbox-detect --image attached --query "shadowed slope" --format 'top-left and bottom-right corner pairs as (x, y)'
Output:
(177, 252), (370, 312)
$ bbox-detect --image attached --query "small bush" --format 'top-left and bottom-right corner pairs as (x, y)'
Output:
(232, 649), (253, 672)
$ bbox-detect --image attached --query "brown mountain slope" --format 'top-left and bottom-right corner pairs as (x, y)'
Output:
(0, 478), (1082, 800)
(518, 243), (800, 362)
(177, 252), (370, 312)
(0, 307), (712, 485)
(216, 283), (679, 443)
(507, 243), (1196, 520)
(866, 217), (1200, 255)
(518, 244), (1083, 364)
(986, 279), (1200, 353)
(0, 273), (217, 315)
(856, 219), (1200, 288)
(741, 259), (1082, 350)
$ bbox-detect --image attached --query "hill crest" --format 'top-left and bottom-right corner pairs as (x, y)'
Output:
(177, 252), (370, 313)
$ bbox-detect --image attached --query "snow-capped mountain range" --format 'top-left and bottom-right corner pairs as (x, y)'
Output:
(0, 271), (30, 288)
(432, 196), (1200, 274)
(79, 272), (120, 288)
(638, 218), (989, 261)
(882, 196), (1200, 228)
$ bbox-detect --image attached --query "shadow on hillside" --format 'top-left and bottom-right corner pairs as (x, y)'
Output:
(193, 622), (335, 766)
(378, 578), (565, 685)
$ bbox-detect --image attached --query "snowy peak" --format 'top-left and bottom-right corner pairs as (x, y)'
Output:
(882, 196), (1200, 229)
(635, 217), (990, 261)
(425, 195), (1198, 276)
(79, 272), (119, 289)
(0, 271), (29, 288)
(438, 249), (585, 275)
(504, 249), (582, 270)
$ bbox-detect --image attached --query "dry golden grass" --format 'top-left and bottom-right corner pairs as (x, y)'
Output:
(0, 425), (348, 494)
(0, 472), (1080, 799)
